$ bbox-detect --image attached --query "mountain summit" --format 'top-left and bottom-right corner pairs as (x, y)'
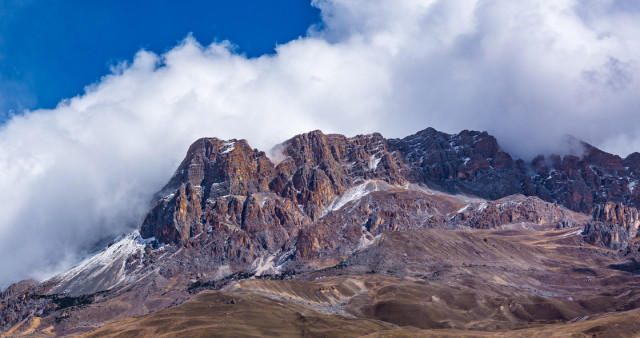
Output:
(142, 127), (640, 248)
(3, 127), (640, 336)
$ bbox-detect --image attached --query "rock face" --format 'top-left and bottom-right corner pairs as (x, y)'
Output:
(388, 128), (524, 200)
(389, 128), (640, 213)
(141, 138), (276, 244)
(140, 131), (413, 267)
(0, 280), (47, 329)
(139, 128), (640, 263)
(583, 222), (631, 251)
(583, 203), (640, 250)
(593, 202), (640, 238)
(273, 131), (408, 219)
(451, 195), (589, 230)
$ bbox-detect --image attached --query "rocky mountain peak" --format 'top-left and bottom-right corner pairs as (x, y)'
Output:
(279, 130), (406, 184)
(623, 152), (640, 170)
(583, 143), (624, 172)
(140, 137), (278, 244)
(139, 127), (640, 248)
(160, 137), (275, 199)
(8, 126), (640, 337)
(389, 127), (522, 200)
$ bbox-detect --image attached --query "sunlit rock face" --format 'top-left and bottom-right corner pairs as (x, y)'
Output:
(141, 127), (640, 261)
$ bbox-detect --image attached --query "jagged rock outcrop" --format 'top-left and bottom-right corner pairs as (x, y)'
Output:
(593, 202), (640, 238)
(0, 280), (47, 328)
(583, 222), (631, 250)
(273, 131), (409, 220)
(140, 132), (414, 265)
(388, 128), (525, 200)
(390, 128), (640, 214)
(583, 203), (640, 250)
(451, 195), (589, 230)
(139, 128), (640, 263)
(525, 144), (640, 213)
(141, 138), (276, 243)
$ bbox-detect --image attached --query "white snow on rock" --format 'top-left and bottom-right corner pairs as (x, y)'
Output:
(476, 202), (488, 212)
(321, 180), (487, 219)
(559, 228), (584, 238)
(355, 232), (382, 252)
(253, 192), (269, 208)
(221, 141), (236, 154)
(48, 231), (148, 296)
(321, 180), (382, 217)
(368, 155), (381, 170)
(212, 265), (232, 280)
(404, 183), (486, 203)
(250, 253), (279, 276)
(456, 204), (470, 214)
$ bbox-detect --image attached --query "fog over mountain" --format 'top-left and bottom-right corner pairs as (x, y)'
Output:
(1, 0), (639, 286)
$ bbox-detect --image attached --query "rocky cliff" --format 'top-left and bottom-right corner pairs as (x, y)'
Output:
(583, 202), (640, 250)
(4, 126), (640, 336)
(140, 127), (640, 256)
(389, 128), (640, 213)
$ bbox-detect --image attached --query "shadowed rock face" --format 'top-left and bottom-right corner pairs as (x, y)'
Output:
(583, 203), (640, 250)
(451, 195), (590, 230)
(390, 128), (640, 213)
(388, 128), (524, 200)
(593, 202), (640, 237)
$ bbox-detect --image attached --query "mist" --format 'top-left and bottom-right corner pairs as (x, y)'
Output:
(1, 0), (640, 287)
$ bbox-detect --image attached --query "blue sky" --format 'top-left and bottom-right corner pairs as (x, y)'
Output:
(0, 0), (320, 117)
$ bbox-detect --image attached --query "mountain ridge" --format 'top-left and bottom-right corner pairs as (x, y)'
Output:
(141, 126), (640, 248)
(3, 126), (640, 336)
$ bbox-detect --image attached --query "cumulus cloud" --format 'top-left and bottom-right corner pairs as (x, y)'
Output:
(1, 0), (640, 286)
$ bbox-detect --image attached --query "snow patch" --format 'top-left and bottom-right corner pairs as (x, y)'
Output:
(321, 180), (487, 220)
(276, 249), (295, 266)
(355, 232), (382, 252)
(220, 141), (236, 154)
(629, 181), (637, 192)
(405, 183), (486, 203)
(322, 180), (381, 217)
(253, 193), (268, 208)
(456, 204), (470, 213)
(368, 155), (381, 170)
(250, 253), (279, 276)
(212, 265), (232, 280)
(559, 228), (584, 238)
(476, 202), (488, 212)
(49, 231), (146, 295)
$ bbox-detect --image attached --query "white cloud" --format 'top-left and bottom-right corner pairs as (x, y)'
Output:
(1, 0), (640, 287)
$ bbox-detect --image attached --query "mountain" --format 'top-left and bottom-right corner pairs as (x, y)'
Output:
(3, 127), (640, 336)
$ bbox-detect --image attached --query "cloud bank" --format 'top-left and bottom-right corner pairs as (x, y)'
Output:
(1, 0), (640, 286)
